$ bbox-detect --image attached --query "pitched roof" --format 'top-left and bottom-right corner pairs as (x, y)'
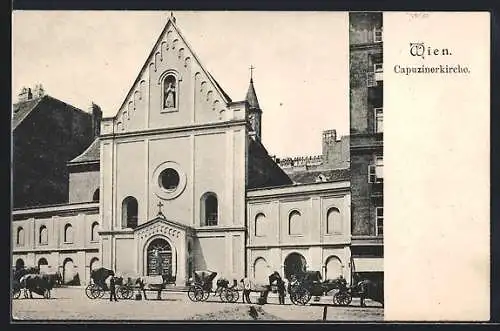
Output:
(287, 168), (350, 185)
(208, 72), (232, 103)
(12, 96), (45, 129)
(69, 138), (100, 164)
(115, 15), (232, 120)
(245, 78), (260, 109)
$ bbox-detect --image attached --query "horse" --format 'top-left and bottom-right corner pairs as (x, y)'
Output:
(256, 271), (284, 305)
(19, 273), (55, 299)
(351, 279), (384, 307)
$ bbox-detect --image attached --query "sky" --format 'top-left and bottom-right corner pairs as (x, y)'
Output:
(12, 11), (349, 157)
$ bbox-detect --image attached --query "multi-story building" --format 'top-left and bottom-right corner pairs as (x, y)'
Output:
(12, 14), (361, 289)
(12, 86), (100, 208)
(348, 12), (384, 284)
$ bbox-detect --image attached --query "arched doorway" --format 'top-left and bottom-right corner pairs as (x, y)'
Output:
(15, 258), (25, 271)
(284, 252), (307, 280)
(325, 256), (343, 280)
(63, 258), (76, 284)
(146, 238), (172, 277)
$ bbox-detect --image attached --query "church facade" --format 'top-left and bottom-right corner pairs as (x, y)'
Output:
(12, 15), (368, 288)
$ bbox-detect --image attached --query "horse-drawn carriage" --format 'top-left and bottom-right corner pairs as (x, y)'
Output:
(85, 267), (133, 299)
(187, 270), (239, 303)
(287, 271), (383, 307)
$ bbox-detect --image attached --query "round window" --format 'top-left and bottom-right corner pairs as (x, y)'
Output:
(159, 168), (180, 191)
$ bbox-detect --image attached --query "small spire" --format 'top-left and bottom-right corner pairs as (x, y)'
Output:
(245, 68), (260, 109)
(170, 11), (176, 24)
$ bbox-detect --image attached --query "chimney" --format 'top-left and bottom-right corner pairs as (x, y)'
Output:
(33, 84), (45, 98)
(89, 102), (103, 138)
(18, 87), (33, 102)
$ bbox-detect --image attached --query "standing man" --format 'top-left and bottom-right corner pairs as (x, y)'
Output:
(277, 276), (286, 305)
(109, 276), (118, 302)
(241, 277), (252, 304)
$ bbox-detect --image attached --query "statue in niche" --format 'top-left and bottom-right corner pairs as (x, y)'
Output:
(164, 76), (176, 108)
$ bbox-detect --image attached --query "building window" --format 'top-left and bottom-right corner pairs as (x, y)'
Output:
(91, 222), (99, 242)
(163, 74), (177, 109)
(16, 227), (24, 246)
(368, 156), (384, 183)
(374, 27), (383, 43)
(38, 258), (48, 268)
(374, 63), (383, 73)
(159, 168), (180, 192)
(288, 210), (303, 235)
(201, 192), (218, 226)
(122, 196), (138, 229)
(39, 225), (48, 245)
(92, 188), (100, 202)
(376, 207), (384, 236)
(64, 224), (74, 243)
(375, 107), (383, 133)
(255, 213), (266, 237)
(326, 208), (342, 235)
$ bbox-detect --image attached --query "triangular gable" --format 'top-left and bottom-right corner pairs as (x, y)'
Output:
(134, 215), (193, 232)
(113, 15), (233, 131)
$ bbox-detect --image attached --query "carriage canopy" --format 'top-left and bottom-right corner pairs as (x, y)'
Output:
(193, 270), (217, 285)
(295, 271), (323, 283)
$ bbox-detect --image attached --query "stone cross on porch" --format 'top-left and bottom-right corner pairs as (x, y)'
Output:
(157, 201), (165, 217)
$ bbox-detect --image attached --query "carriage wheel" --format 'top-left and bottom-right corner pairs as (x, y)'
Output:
(227, 288), (239, 303)
(187, 285), (204, 302)
(334, 292), (352, 306)
(127, 287), (136, 299)
(293, 287), (311, 306)
(44, 289), (51, 299)
(202, 289), (210, 301)
(219, 288), (239, 303)
(85, 284), (96, 299)
(117, 286), (131, 300)
(13, 289), (21, 299)
(91, 285), (104, 299)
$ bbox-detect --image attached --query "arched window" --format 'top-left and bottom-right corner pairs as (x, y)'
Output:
(92, 188), (100, 202)
(122, 196), (138, 229)
(326, 208), (342, 234)
(16, 227), (24, 246)
(201, 192), (218, 226)
(91, 222), (99, 242)
(288, 210), (303, 235)
(163, 74), (177, 109)
(15, 258), (25, 270)
(255, 213), (266, 237)
(253, 257), (270, 284)
(325, 256), (343, 280)
(89, 257), (100, 272)
(39, 225), (48, 245)
(64, 224), (73, 243)
(38, 258), (48, 268)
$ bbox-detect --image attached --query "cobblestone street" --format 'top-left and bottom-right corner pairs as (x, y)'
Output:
(12, 287), (383, 322)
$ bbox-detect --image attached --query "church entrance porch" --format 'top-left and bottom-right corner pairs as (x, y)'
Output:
(132, 216), (194, 286)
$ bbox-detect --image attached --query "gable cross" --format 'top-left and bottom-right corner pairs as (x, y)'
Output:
(157, 201), (164, 217)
